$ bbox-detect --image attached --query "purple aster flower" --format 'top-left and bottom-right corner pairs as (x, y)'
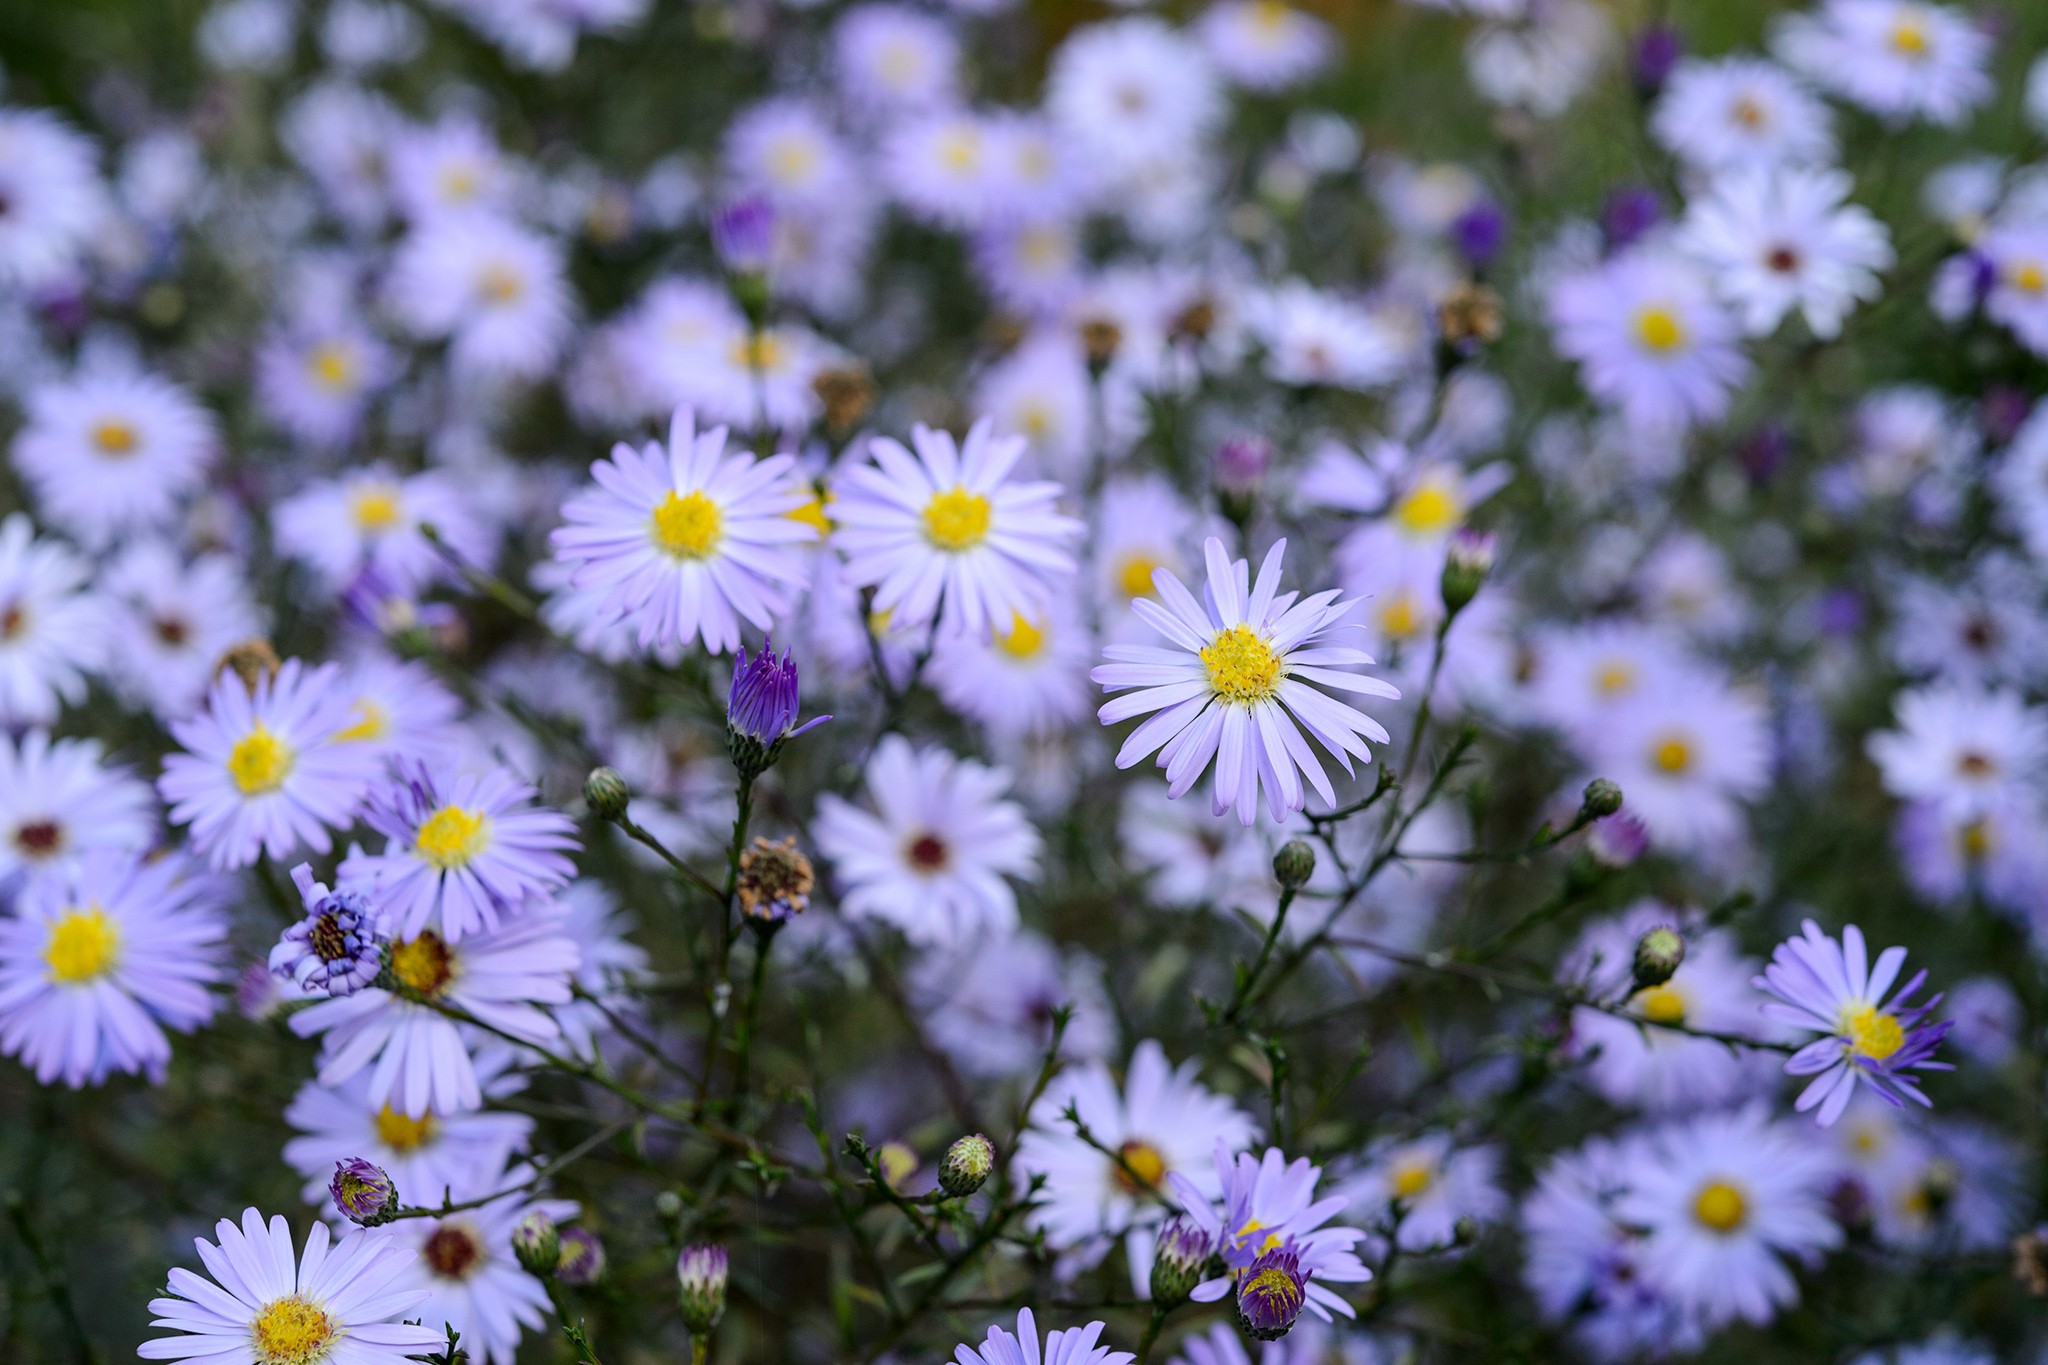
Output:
(270, 863), (383, 998)
(341, 761), (580, 944)
(1600, 186), (1664, 254)
(1451, 199), (1508, 271)
(330, 1157), (399, 1226)
(556, 1226), (607, 1285)
(711, 196), (778, 275)
(1234, 1242), (1309, 1341)
(1584, 811), (1649, 869)
(726, 637), (829, 780)
(1632, 24), (1683, 93)
(1169, 1143), (1370, 1324)
(1754, 919), (1954, 1127)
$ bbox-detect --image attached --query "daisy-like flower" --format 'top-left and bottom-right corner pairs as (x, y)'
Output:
(1617, 1104), (1841, 1329)
(1548, 248), (1751, 433)
(285, 1065), (535, 1218)
(292, 905), (579, 1117)
(0, 512), (106, 727)
(548, 406), (816, 655)
(953, 1308), (1134, 1365)
(384, 213), (573, 383)
(1093, 537), (1400, 827)
(101, 542), (264, 721)
(1342, 1134), (1507, 1252)
(274, 465), (495, 599)
(160, 660), (385, 870)
(833, 4), (961, 113)
(255, 312), (398, 451)
(272, 864), (384, 999)
(1755, 919), (1954, 1126)
(1866, 684), (2048, 817)
(1651, 57), (1835, 174)
(813, 736), (1039, 946)
(1579, 666), (1770, 856)
(1015, 1039), (1258, 1289)
(138, 1208), (443, 1365)
(1679, 166), (1894, 340)
(10, 367), (217, 547)
(0, 109), (106, 291)
(1045, 18), (1222, 176)
(0, 849), (226, 1087)
(0, 729), (154, 881)
(1169, 1143), (1370, 1324)
(930, 603), (1096, 740)
(1773, 0), (1991, 128)
(831, 417), (1082, 639)
(341, 764), (579, 944)
(1196, 0), (1334, 91)
(910, 929), (1116, 1080)
(390, 1183), (577, 1365)
(1247, 282), (1408, 391)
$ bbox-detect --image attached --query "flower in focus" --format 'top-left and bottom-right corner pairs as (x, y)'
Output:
(952, 1308), (1135, 1365)
(550, 407), (816, 656)
(1233, 1242), (1308, 1340)
(272, 863), (385, 998)
(332, 1157), (400, 1226)
(137, 1208), (442, 1365)
(726, 636), (830, 776)
(1093, 537), (1399, 827)
(814, 735), (1040, 946)
(1755, 919), (1953, 1126)
(1170, 1143), (1370, 1323)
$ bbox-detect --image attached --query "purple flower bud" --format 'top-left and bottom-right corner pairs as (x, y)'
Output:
(270, 865), (383, 998)
(1234, 1243), (1309, 1341)
(1150, 1214), (1215, 1306)
(1214, 436), (1272, 499)
(727, 637), (830, 780)
(1632, 24), (1683, 93)
(1981, 384), (2033, 446)
(330, 1158), (398, 1226)
(555, 1226), (607, 1285)
(1738, 423), (1792, 486)
(677, 1244), (729, 1334)
(1451, 199), (1508, 271)
(1601, 186), (1663, 254)
(711, 196), (777, 275)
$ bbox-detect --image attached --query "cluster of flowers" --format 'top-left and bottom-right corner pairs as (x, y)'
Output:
(0, 0), (2040, 1360)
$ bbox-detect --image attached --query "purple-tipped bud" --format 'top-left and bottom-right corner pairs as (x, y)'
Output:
(677, 1244), (729, 1334)
(271, 865), (382, 998)
(1214, 436), (1272, 499)
(1440, 528), (1498, 613)
(331, 1158), (399, 1227)
(1150, 1214), (1216, 1306)
(1633, 24), (1683, 93)
(1234, 1243), (1309, 1341)
(1601, 185), (1663, 254)
(512, 1212), (561, 1277)
(1450, 199), (1508, 271)
(555, 1226), (606, 1286)
(711, 196), (777, 276)
(727, 637), (829, 781)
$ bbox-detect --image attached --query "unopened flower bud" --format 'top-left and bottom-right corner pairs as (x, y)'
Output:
(1631, 925), (1686, 991)
(512, 1213), (561, 1277)
(727, 637), (829, 782)
(1272, 839), (1316, 889)
(676, 1244), (729, 1335)
(1080, 317), (1122, 374)
(584, 767), (630, 822)
(1580, 778), (1624, 820)
(330, 1158), (398, 1227)
(812, 365), (876, 433)
(940, 1133), (994, 1198)
(1234, 1244), (1308, 1341)
(216, 638), (281, 695)
(1150, 1215), (1215, 1307)
(556, 1226), (606, 1286)
(1439, 528), (1498, 614)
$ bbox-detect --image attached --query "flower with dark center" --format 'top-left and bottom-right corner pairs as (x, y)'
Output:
(423, 1224), (483, 1281)
(270, 864), (383, 998)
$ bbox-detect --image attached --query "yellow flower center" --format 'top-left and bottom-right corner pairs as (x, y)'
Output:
(1731, 95), (1767, 129)
(1635, 984), (1687, 1024)
(375, 1104), (439, 1153)
(2010, 261), (2048, 295)
(938, 128), (982, 173)
(1394, 481), (1460, 537)
(415, 805), (489, 871)
(1116, 553), (1163, 600)
(730, 331), (785, 373)
(478, 264), (524, 304)
(251, 1295), (337, 1365)
(1378, 592), (1421, 641)
(333, 699), (388, 744)
(1391, 1161), (1435, 1201)
(1251, 0), (1290, 31)
(92, 420), (138, 456)
(1113, 1139), (1168, 1194)
(768, 138), (818, 186)
(1202, 624), (1283, 705)
(1842, 1002), (1905, 1061)
(996, 615), (1047, 660)
(438, 164), (479, 203)
(43, 906), (118, 984)
(1959, 819), (1992, 861)
(307, 343), (357, 391)
(1652, 735), (1693, 774)
(351, 486), (402, 533)
(389, 931), (454, 997)
(1889, 17), (1928, 56)
(651, 490), (725, 560)
(788, 495), (833, 534)
(1634, 305), (1687, 355)
(1235, 1217), (1286, 1255)
(229, 725), (296, 796)
(1692, 1180), (1747, 1233)
(922, 487), (992, 551)
(1594, 661), (1636, 695)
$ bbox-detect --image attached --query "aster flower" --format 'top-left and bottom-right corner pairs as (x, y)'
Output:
(549, 406), (817, 656)
(910, 929), (1116, 1081)
(831, 417), (1083, 639)
(953, 1308), (1135, 1365)
(10, 366), (217, 547)
(1169, 1143), (1370, 1323)
(1678, 165), (1894, 340)
(292, 905), (580, 1117)
(0, 108), (106, 291)
(285, 1065), (535, 1218)
(0, 849), (227, 1087)
(1343, 1134), (1507, 1252)
(1773, 0), (1991, 128)
(833, 4), (961, 113)
(0, 512), (106, 727)
(275, 464), (497, 600)
(1651, 57), (1835, 174)
(931, 603), (1097, 740)
(101, 542), (265, 721)
(159, 659), (385, 870)
(384, 212), (573, 383)
(138, 1209), (443, 1365)
(813, 735), (1040, 946)
(272, 863), (385, 998)
(1549, 247), (1751, 433)
(1866, 685), (2048, 817)
(0, 729), (155, 881)
(1093, 537), (1400, 827)
(1755, 919), (1954, 1126)
(389, 1182), (577, 1365)
(341, 763), (579, 944)
(332, 1158), (400, 1226)
(1234, 1243), (1309, 1341)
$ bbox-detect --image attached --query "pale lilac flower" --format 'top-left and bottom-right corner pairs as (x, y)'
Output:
(1169, 1144), (1370, 1324)
(953, 1308), (1134, 1365)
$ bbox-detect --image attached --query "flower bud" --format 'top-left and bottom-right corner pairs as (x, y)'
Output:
(1234, 1244), (1307, 1341)
(512, 1213), (561, 1278)
(556, 1226), (607, 1286)
(1631, 925), (1686, 991)
(727, 638), (829, 782)
(677, 1244), (729, 1335)
(584, 767), (630, 822)
(1580, 778), (1624, 820)
(1272, 839), (1316, 890)
(1439, 528), (1498, 614)
(1149, 1215), (1215, 1307)
(737, 836), (815, 925)
(939, 1133), (995, 1198)
(330, 1158), (398, 1227)
(215, 638), (282, 695)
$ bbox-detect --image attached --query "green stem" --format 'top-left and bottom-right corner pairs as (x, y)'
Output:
(4, 1193), (95, 1365)
(1220, 886), (1296, 1026)
(1134, 1305), (1170, 1365)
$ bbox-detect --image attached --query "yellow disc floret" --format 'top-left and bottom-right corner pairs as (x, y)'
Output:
(333, 700), (389, 744)
(1842, 1002), (1905, 1061)
(1692, 1179), (1747, 1233)
(92, 420), (139, 457)
(229, 725), (296, 796)
(996, 615), (1047, 660)
(651, 490), (725, 560)
(389, 931), (454, 997)
(375, 1104), (439, 1153)
(351, 486), (402, 533)
(1113, 1139), (1168, 1194)
(1634, 305), (1687, 354)
(44, 906), (119, 984)
(1115, 553), (1163, 600)
(1391, 1161), (1435, 1201)
(1202, 624), (1283, 705)
(307, 343), (357, 391)
(1394, 481), (1460, 537)
(922, 487), (992, 551)
(251, 1295), (337, 1365)
(1635, 984), (1687, 1024)
(416, 805), (489, 871)
(1652, 735), (1694, 775)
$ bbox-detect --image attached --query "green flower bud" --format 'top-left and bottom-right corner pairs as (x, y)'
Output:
(939, 1133), (995, 1198)
(584, 766), (630, 822)
(1631, 925), (1686, 990)
(1272, 839), (1316, 889)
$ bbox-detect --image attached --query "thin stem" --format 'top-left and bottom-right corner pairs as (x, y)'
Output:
(611, 813), (726, 903)
(1219, 886), (1297, 1026)
(1134, 1305), (1170, 1365)
(732, 926), (777, 1100)
(4, 1193), (95, 1365)
(390, 1118), (633, 1220)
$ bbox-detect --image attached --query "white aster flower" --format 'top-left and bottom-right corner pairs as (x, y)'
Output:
(1679, 165), (1894, 339)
